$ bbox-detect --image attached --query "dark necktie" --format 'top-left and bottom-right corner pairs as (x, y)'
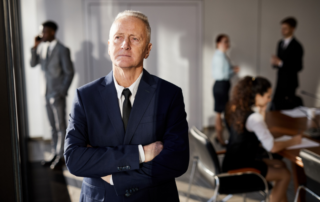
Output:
(46, 45), (50, 60)
(122, 88), (132, 131)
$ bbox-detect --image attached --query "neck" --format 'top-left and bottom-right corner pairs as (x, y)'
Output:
(284, 35), (293, 40)
(48, 37), (56, 42)
(113, 65), (143, 88)
(218, 47), (226, 53)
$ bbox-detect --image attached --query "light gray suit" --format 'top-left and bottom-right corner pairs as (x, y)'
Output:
(30, 41), (74, 157)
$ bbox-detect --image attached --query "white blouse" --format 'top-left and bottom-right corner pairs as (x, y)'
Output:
(245, 112), (274, 152)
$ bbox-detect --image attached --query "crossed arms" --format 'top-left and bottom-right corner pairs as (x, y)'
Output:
(64, 88), (189, 196)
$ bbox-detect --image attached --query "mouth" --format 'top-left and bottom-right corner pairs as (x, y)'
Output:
(117, 55), (131, 57)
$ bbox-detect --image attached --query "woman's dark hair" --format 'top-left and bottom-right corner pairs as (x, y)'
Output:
(225, 76), (271, 133)
(42, 21), (58, 32)
(216, 34), (228, 46)
(281, 17), (297, 28)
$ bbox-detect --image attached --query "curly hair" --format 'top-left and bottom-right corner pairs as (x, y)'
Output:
(225, 76), (271, 133)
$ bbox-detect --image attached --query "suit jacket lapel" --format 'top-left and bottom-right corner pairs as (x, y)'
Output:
(47, 42), (59, 65)
(98, 71), (125, 143)
(124, 69), (157, 144)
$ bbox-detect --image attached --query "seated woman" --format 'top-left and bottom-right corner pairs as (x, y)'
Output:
(222, 76), (302, 202)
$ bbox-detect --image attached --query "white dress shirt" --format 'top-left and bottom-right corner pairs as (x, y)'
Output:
(109, 71), (145, 185)
(245, 111), (274, 152)
(36, 39), (58, 59)
(282, 36), (293, 49)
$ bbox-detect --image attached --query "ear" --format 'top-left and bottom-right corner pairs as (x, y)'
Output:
(144, 43), (152, 59)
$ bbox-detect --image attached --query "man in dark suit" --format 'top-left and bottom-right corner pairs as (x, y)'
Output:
(64, 10), (189, 201)
(30, 21), (74, 169)
(271, 17), (304, 110)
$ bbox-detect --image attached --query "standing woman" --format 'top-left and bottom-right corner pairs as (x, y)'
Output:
(212, 34), (239, 146)
(223, 76), (302, 202)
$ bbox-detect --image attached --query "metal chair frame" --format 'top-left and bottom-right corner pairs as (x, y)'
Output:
(186, 156), (269, 202)
(293, 185), (320, 202)
(187, 127), (270, 202)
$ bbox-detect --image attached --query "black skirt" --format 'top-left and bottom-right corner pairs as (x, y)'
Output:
(213, 80), (231, 113)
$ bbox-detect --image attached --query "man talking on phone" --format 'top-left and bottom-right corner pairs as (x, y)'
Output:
(64, 10), (189, 201)
(30, 21), (74, 170)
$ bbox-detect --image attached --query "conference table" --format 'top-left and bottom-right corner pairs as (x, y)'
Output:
(265, 111), (320, 202)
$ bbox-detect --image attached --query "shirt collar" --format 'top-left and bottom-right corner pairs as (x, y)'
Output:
(283, 36), (293, 44)
(113, 71), (143, 100)
(49, 39), (58, 50)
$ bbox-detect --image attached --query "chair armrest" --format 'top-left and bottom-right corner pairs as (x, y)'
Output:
(227, 168), (261, 174)
(215, 170), (269, 196)
(216, 150), (226, 155)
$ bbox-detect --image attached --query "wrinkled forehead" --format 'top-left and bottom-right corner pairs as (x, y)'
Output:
(109, 16), (148, 39)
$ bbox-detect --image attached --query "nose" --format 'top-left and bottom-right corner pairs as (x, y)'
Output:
(121, 38), (130, 50)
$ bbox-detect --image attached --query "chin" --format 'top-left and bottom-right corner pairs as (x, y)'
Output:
(115, 62), (135, 69)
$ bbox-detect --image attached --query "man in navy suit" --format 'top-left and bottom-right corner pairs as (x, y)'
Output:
(64, 10), (189, 201)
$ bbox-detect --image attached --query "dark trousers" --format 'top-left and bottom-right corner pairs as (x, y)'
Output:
(45, 96), (66, 157)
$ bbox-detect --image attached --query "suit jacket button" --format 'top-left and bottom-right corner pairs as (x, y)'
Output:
(125, 193), (131, 197)
(135, 188), (138, 191)
(127, 166), (130, 169)
(117, 167), (120, 170)
(129, 189), (133, 193)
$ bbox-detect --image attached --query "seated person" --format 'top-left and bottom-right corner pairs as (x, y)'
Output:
(223, 76), (302, 202)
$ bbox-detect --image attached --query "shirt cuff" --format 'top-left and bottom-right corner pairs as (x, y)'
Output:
(110, 175), (114, 185)
(138, 145), (145, 163)
(278, 60), (283, 67)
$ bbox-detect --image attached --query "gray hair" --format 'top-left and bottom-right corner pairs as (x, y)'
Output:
(110, 10), (151, 43)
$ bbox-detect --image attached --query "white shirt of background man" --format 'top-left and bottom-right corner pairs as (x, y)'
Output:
(36, 39), (58, 59)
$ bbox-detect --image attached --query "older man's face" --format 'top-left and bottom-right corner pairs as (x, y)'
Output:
(108, 16), (152, 69)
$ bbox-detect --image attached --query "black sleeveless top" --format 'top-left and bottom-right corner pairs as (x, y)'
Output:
(222, 112), (268, 176)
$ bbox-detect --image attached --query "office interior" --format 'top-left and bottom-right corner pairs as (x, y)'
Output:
(1, 0), (320, 201)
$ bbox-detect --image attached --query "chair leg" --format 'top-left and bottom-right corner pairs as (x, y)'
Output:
(186, 156), (199, 202)
(243, 193), (246, 202)
(221, 194), (233, 202)
(208, 176), (220, 202)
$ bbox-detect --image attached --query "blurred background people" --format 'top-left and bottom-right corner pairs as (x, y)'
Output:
(271, 17), (304, 110)
(224, 76), (302, 202)
(212, 34), (239, 146)
(30, 21), (74, 170)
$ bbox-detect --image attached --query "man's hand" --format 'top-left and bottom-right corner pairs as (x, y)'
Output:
(233, 66), (240, 73)
(101, 175), (112, 184)
(143, 141), (163, 163)
(34, 36), (42, 49)
(271, 55), (282, 66)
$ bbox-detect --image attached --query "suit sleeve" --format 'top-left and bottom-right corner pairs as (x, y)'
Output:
(60, 48), (75, 96)
(112, 88), (189, 196)
(272, 42), (282, 69)
(64, 89), (140, 178)
(30, 47), (40, 67)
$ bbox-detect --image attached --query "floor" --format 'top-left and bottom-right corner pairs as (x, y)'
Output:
(27, 127), (296, 202)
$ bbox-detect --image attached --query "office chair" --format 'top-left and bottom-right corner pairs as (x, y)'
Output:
(187, 127), (270, 202)
(294, 149), (320, 202)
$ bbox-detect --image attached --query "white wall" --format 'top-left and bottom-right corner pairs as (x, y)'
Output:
(202, 0), (320, 127)
(21, 0), (320, 138)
